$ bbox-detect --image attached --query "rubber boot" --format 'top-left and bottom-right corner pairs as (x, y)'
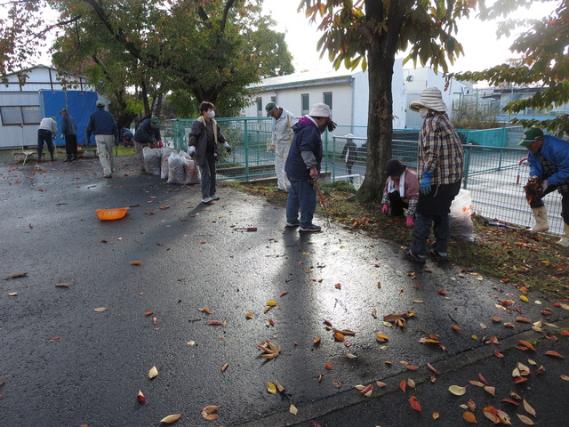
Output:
(558, 223), (569, 248)
(49, 151), (55, 161)
(530, 206), (549, 232)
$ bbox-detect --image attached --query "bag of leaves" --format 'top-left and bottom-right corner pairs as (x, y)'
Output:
(449, 189), (475, 242)
(167, 152), (186, 185)
(143, 146), (162, 176)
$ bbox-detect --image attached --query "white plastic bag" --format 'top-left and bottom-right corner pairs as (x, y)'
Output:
(167, 152), (186, 185)
(449, 189), (475, 241)
(182, 153), (200, 185)
(160, 147), (173, 180)
(143, 146), (162, 176)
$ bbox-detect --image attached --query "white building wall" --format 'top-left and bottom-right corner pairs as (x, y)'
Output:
(0, 66), (90, 93)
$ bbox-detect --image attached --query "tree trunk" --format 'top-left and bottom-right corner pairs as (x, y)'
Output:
(357, 47), (394, 202)
(140, 80), (151, 116)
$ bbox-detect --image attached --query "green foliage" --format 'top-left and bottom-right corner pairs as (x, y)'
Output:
(454, 1), (569, 136)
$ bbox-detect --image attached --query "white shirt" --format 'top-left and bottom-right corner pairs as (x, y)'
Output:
(271, 109), (295, 146)
(39, 117), (57, 134)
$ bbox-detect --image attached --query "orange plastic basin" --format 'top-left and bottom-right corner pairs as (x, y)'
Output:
(96, 207), (129, 221)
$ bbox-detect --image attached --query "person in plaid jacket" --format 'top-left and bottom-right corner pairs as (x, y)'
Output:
(406, 87), (464, 264)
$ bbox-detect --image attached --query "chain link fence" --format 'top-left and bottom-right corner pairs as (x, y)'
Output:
(162, 118), (564, 235)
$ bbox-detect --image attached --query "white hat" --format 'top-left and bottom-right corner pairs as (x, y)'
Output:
(309, 103), (331, 118)
(409, 87), (447, 113)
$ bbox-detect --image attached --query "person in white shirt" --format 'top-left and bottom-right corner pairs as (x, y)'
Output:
(37, 116), (58, 162)
(266, 102), (295, 192)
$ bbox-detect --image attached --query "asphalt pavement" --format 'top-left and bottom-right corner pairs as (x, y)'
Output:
(1, 156), (568, 427)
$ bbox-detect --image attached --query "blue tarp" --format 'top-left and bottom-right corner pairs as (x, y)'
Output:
(39, 90), (98, 146)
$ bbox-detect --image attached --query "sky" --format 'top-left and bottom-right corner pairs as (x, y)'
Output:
(11, 1), (556, 76)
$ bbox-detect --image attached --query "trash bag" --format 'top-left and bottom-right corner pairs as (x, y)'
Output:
(167, 152), (186, 185)
(160, 147), (173, 180)
(143, 146), (162, 176)
(182, 153), (200, 185)
(449, 189), (475, 242)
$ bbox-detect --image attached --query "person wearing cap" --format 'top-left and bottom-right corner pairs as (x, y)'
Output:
(406, 87), (464, 264)
(341, 134), (358, 181)
(187, 101), (231, 204)
(266, 102), (295, 192)
(86, 100), (118, 178)
(134, 116), (163, 172)
(381, 159), (419, 228)
(60, 108), (78, 162)
(37, 116), (58, 162)
(519, 127), (569, 247)
(284, 102), (336, 233)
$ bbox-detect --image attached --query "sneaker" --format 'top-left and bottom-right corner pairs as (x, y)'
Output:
(429, 249), (449, 263)
(285, 222), (300, 228)
(211, 194), (220, 201)
(201, 196), (213, 204)
(299, 224), (322, 233)
(103, 174), (112, 179)
(405, 248), (426, 265)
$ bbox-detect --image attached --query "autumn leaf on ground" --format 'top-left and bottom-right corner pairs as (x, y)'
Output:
(279, 291), (288, 298)
(451, 324), (461, 333)
(55, 282), (71, 289)
(408, 395), (422, 412)
(517, 414), (535, 425)
(207, 320), (226, 327)
(257, 340), (281, 361)
(148, 366), (159, 379)
(399, 379), (407, 392)
(432, 411), (440, 420)
(517, 340), (536, 351)
(516, 316), (531, 324)
(463, 411), (477, 424)
(201, 405), (219, 421)
(313, 336), (321, 346)
(130, 260), (142, 266)
(199, 306), (212, 315)
(160, 413), (182, 424)
(8, 292), (18, 297)
(544, 350), (565, 359)
(523, 399), (536, 417)
(5, 272), (27, 280)
(335, 283), (342, 290)
(383, 311), (416, 329)
(334, 331), (345, 342)
(266, 382), (277, 394)
(144, 309), (154, 317)
(419, 334), (446, 351)
(220, 363), (229, 373)
(375, 332), (389, 343)
(354, 384), (373, 397)
(94, 307), (107, 313)
(137, 390), (146, 405)
(427, 363), (440, 375)
(448, 385), (467, 396)
(289, 403), (298, 415)
(324, 362), (333, 370)
(264, 299), (277, 313)
(245, 311), (254, 320)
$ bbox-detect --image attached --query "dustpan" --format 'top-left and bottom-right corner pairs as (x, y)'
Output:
(96, 207), (129, 221)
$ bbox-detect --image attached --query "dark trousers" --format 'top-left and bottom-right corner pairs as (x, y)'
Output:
(286, 179), (316, 227)
(198, 155), (216, 198)
(65, 134), (78, 159)
(37, 129), (54, 160)
(388, 191), (408, 217)
(346, 162), (354, 182)
(529, 186), (569, 225)
(411, 182), (461, 256)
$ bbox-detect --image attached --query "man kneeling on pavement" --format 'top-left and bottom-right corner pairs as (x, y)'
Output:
(380, 159), (419, 228)
(520, 127), (569, 247)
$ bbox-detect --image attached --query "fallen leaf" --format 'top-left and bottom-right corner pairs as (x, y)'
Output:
(148, 366), (159, 379)
(207, 320), (225, 326)
(516, 316), (531, 324)
(324, 362), (333, 370)
(451, 324), (461, 333)
(220, 363), (229, 373)
(408, 395), (422, 412)
(266, 382), (277, 394)
(279, 291), (288, 297)
(289, 403), (298, 415)
(376, 381), (386, 388)
(144, 309), (154, 317)
(266, 299), (278, 307)
(201, 405), (219, 421)
(523, 399), (536, 417)
(5, 272), (27, 280)
(560, 374), (569, 381)
(432, 411), (440, 420)
(256, 340), (281, 361)
(407, 378), (416, 389)
(94, 307), (107, 313)
(517, 340), (536, 351)
(130, 260), (142, 266)
(560, 330), (569, 337)
(8, 292), (18, 297)
(482, 406), (500, 424)
(469, 380), (484, 388)
(544, 350), (564, 359)
(137, 390), (146, 405)
(484, 385), (496, 396)
(371, 308), (378, 318)
(275, 381), (286, 393)
(517, 414), (535, 426)
(335, 283), (342, 289)
(55, 282), (71, 289)
(399, 379), (407, 392)
(519, 295), (529, 303)
(160, 413), (182, 424)
(245, 311), (254, 320)
(427, 363), (440, 375)
(448, 385), (467, 396)
(313, 336), (321, 346)
(199, 306), (212, 315)
(491, 315), (503, 323)
(334, 331), (346, 342)
(375, 332), (389, 343)
(186, 340), (196, 347)
(463, 411), (477, 424)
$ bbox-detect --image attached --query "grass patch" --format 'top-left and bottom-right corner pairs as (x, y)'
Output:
(232, 182), (569, 297)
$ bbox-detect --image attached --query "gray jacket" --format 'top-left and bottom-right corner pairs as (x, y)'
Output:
(188, 117), (226, 165)
(61, 114), (76, 136)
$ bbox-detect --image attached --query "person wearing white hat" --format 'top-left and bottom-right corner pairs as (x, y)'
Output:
(284, 102), (336, 233)
(406, 87), (464, 264)
(341, 133), (357, 181)
(265, 102), (295, 192)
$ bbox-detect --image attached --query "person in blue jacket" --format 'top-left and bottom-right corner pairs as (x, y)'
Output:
(86, 100), (117, 178)
(520, 127), (569, 247)
(284, 102), (336, 233)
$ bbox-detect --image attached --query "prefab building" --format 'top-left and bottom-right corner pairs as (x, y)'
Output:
(0, 65), (99, 149)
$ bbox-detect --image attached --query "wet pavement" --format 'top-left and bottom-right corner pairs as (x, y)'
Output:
(1, 157), (568, 426)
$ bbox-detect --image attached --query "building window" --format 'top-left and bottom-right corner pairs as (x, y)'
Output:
(301, 93), (309, 115)
(256, 97), (263, 116)
(0, 106), (23, 126)
(323, 92), (333, 110)
(22, 106), (41, 125)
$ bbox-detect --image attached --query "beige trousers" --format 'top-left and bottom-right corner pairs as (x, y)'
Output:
(95, 135), (115, 177)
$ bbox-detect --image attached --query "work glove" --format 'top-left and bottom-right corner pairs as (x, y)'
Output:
(542, 179), (549, 193)
(224, 141), (231, 153)
(406, 216), (415, 229)
(188, 146), (196, 158)
(420, 171), (433, 195)
(309, 166), (319, 181)
(327, 120), (337, 132)
(381, 204), (389, 215)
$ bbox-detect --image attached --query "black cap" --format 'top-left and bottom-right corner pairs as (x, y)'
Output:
(386, 159), (406, 177)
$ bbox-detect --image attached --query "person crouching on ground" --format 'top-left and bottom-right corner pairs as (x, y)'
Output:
(406, 87), (464, 264)
(284, 102), (336, 233)
(520, 127), (569, 247)
(134, 116), (162, 172)
(187, 101), (231, 204)
(380, 159), (419, 228)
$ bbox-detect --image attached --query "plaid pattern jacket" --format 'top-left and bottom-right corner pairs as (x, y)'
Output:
(418, 113), (464, 185)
